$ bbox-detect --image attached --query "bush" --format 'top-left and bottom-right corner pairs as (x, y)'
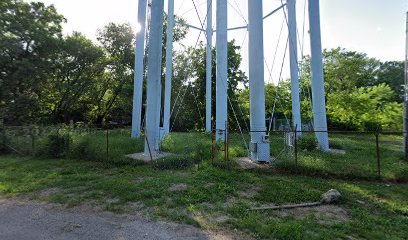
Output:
(363, 121), (382, 132)
(298, 135), (317, 151)
(38, 133), (71, 158)
(70, 136), (95, 161)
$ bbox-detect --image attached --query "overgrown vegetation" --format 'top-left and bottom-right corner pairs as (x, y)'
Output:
(1, 0), (404, 132)
(0, 155), (406, 239)
(2, 128), (408, 181)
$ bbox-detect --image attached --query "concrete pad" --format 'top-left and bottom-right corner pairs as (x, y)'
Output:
(125, 152), (174, 163)
(329, 148), (346, 155)
(235, 157), (270, 170)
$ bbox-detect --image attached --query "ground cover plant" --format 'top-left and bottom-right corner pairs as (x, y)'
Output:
(3, 129), (408, 181)
(0, 155), (407, 239)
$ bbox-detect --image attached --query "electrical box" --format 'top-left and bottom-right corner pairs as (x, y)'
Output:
(257, 142), (271, 162)
(262, 135), (270, 143)
(249, 142), (257, 152)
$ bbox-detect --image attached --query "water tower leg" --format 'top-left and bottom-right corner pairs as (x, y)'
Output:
(288, 0), (302, 137)
(215, 0), (228, 142)
(131, 0), (148, 139)
(163, 0), (175, 136)
(205, 0), (213, 134)
(308, 0), (329, 151)
(248, 0), (270, 162)
(144, 0), (164, 156)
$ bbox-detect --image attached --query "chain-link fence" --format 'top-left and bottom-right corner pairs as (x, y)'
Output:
(0, 125), (144, 164)
(1, 125), (407, 181)
(218, 130), (408, 181)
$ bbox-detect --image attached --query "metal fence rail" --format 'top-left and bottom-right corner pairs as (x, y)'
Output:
(1, 125), (407, 181)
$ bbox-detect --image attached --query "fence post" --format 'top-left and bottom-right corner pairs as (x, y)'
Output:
(106, 125), (109, 162)
(294, 126), (298, 169)
(30, 126), (35, 154)
(211, 129), (214, 164)
(226, 121), (229, 165)
(1, 127), (5, 151)
(375, 132), (381, 179)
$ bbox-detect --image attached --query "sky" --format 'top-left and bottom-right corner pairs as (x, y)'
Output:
(25, 0), (408, 82)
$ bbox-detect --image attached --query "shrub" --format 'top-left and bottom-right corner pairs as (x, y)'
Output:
(298, 135), (317, 151)
(38, 133), (71, 158)
(70, 136), (95, 161)
(362, 121), (382, 132)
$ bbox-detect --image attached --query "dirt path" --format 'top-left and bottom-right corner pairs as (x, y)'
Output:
(0, 199), (234, 240)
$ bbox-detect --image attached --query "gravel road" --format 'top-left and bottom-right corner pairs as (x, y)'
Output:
(0, 199), (230, 240)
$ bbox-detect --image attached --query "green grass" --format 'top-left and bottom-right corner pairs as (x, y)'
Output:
(3, 129), (408, 181)
(0, 155), (407, 239)
(3, 128), (408, 181)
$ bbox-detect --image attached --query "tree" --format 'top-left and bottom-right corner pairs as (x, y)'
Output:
(38, 32), (106, 123)
(377, 61), (404, 102)
(0, 0), (65, 124)
(89, 23), (136, 124)
(326, 84), (402, 130)
(300, 47), (380, 94)
(170, 40), (249, 131)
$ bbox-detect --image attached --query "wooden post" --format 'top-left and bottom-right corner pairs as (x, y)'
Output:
(375, 132), (381, 179)
(106, 125), (109, 162)
(294, 126), (298, 169)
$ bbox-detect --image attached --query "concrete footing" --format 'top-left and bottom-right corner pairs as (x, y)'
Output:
(126, 152), (174, 163)
(235, 157), (270, 170)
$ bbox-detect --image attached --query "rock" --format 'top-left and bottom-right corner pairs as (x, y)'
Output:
(320, 189), (341, 204)
(356, 200), (365, 205)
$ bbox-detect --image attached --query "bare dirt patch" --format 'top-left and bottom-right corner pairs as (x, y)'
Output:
(278, 204), (351, 225)
(168, 183), (188, 192)
(38, 187), (63, 197)
(0, 198), (248, 240)
(237, 186), (260, 198)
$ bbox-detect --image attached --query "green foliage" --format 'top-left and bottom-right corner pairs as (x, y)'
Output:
(0, 155), (407, 239)
(326, 84), (402, 131)
(298, 48), (403, 131)
(0, 1), (404, 133)
(38, 133), (71, 158)
(0, 0), (65, 124)
(298, 135), (317, 151)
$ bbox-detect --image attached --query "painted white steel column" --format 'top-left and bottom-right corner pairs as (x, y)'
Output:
(287, 0), (302, 137)
(308, 0), (329, 151)
(403, 11), (408, 159)
(205, 0), (213, 133)
(131, 0), (148, 139)
(215, 0), (228, 141)
(248, 0), (270, 162)
(144, 0), (165, 156)
(163, 0), (174, 135)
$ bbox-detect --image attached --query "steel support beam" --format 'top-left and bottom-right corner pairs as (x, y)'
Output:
(215, 0), (228, 141)
(287, 0), (302, 136)
(131, 0), (148, 139)
(144, 0), (164, 156)
(163, 0), (174, 136)
(308, 0), (329, 151)
(248, 0), (270, 162)
(206, 0), (213, 133)
(403, 11), (408, 159)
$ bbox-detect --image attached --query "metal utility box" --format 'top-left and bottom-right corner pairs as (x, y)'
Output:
(257, 141), (270, 162)
(249, 141), (257, 153)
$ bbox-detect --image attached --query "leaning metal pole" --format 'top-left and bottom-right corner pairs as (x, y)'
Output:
(205, 0), (213, 133)
(144, 0), (164, 156)
(131, 0), (148, 139)
(215, 0), (228, 141)
(308, 0), (329, 151)
(287, 0), (302, 137)
(404, 11), (408, 160)
(163, 0), (175, 136)
(248, 0), (270, 162)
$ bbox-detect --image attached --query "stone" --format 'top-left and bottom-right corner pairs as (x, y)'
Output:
(320, 189), (341, 204)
